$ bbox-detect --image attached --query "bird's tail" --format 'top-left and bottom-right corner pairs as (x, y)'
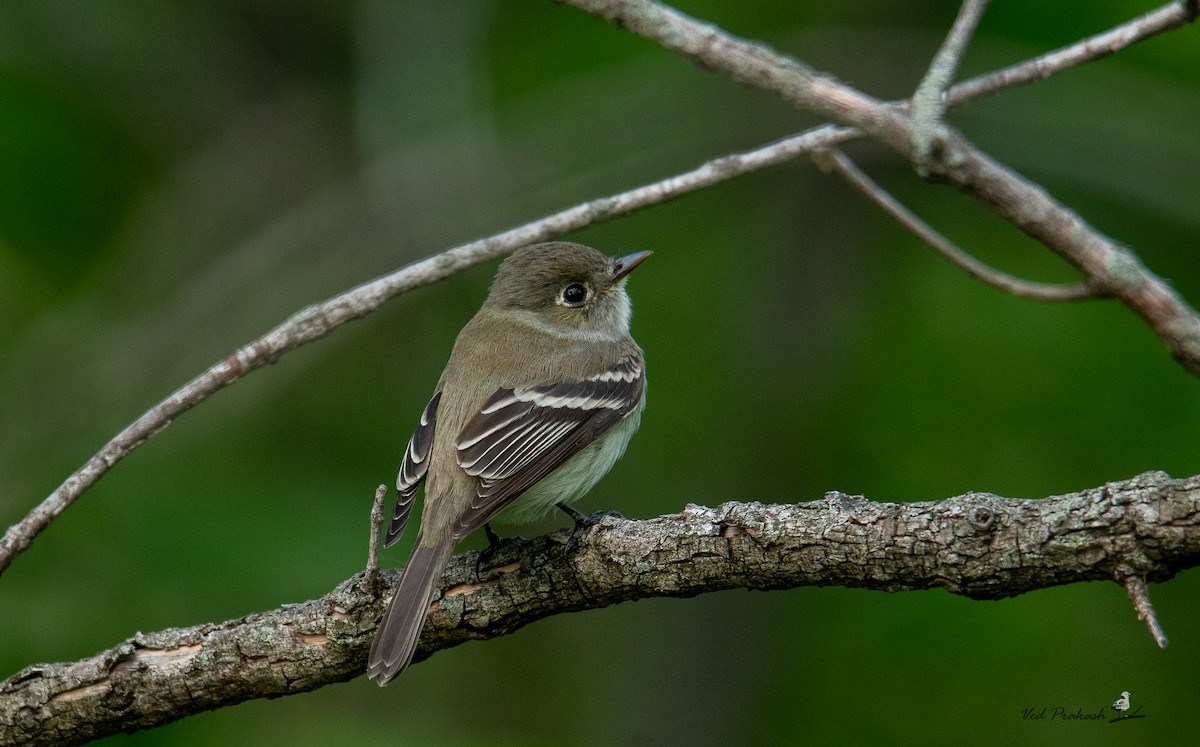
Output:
(367, 538), (455, 685)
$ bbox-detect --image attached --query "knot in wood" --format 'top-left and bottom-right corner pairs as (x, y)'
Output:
(968, 505), (995, 531)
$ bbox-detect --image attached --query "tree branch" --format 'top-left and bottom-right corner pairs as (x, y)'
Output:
(911, 0), (989, 175)
(1122, 574), (1169, 649)
(815, 148), (1103, 301)
(0, 125), (850, 580)
(564, 0), (1200, 373)
(3, 471), (1196, 746)
(947, 0), (1199, 105)
(365, 484), (387, 588)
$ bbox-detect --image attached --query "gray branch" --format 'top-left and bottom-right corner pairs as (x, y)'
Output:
(815, 148), (1102, 301)
(3, 472), (1198, 746)
(911, 0), (989, 175)
(564, 0), (1200, 374)
(947, 0), (1199, 105)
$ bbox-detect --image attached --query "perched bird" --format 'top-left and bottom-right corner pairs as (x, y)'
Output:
(1111, 691), (1131, 712)
(367, 242), (650, 685)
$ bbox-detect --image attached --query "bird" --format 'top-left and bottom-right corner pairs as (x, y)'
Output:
(367, 241), (650, 685)
(1111, 691), (1131, 712)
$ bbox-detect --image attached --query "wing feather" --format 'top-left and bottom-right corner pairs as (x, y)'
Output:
(450, 351), (644, 538)
(385, 391), (440, 548)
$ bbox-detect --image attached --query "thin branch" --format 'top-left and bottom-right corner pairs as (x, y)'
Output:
(3, 471), (1196, 746)
(366, 484), (387, 587)
(948, 1), (1199, 106)
(911, 0), (990, 175)
(1122, 574), (1170, 648)
(0, 125), (855, 580)
(816, 149), (1102, 301)
(1, 1), (1193, 579)
(563, 0), (1200, 375)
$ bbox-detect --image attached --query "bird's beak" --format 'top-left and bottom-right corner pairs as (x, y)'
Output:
(612, 250), (652, 282)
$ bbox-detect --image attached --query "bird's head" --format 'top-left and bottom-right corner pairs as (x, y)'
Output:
(486, 242), (651, 338)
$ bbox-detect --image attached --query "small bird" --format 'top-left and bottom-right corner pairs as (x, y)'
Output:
(1111, 691), (1131, 712)
(367, 241), (650, 685)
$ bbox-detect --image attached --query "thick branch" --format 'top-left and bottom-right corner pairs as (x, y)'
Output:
(565, 0), (1200, 373)
(3, 471), (1198, 746)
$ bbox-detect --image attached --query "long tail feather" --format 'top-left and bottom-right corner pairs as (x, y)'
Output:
(367, 539), (455, 685)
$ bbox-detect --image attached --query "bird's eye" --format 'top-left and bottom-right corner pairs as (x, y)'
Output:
(561, 283), (589, 306)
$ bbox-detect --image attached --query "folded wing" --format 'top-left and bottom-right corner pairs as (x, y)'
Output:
(451, 353), (644, 538)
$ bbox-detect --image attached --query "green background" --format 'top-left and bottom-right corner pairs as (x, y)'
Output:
(2, 1), (1198, 744)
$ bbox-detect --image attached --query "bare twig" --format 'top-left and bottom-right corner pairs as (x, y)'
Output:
(0, 125), (852, 580)
(3, 471), (1195, 746)
(1123, 574), (1170, 648)
(564, 0), (1200, 375)
(948, 1), (1198, 106)
(911, 0), (990, 175)
(366, 484), (387, 587)
(816, 149), (1102, 301)
(2, 1), (1194, 579)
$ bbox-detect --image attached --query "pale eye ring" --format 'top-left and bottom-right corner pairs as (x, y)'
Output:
(561, 282), (589, 306)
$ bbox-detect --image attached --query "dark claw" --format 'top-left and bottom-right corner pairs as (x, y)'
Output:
(476, 522), (505, 578)
(557, 502), (623, 554)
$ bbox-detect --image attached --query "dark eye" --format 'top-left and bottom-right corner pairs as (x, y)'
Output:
(561, 283), (588, 306)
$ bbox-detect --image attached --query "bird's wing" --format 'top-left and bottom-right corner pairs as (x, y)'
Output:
(384, 391), (440, 548)
(450, 352), (644, 539)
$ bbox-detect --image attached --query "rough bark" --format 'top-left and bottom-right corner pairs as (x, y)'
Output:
(3, 471), (1197, 746)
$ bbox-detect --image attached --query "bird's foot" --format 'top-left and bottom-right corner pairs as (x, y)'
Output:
(557, 502), (623, 554)
(476, 522), (520, 579)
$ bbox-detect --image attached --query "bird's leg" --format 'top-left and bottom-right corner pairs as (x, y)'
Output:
(557, 502), (623, 554)
(475, 522), (505, 578)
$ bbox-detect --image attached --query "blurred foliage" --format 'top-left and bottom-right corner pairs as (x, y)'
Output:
(1, 1), (1199, 744)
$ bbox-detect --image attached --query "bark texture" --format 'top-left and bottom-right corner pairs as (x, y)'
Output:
(3, 471), (1197, 746)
